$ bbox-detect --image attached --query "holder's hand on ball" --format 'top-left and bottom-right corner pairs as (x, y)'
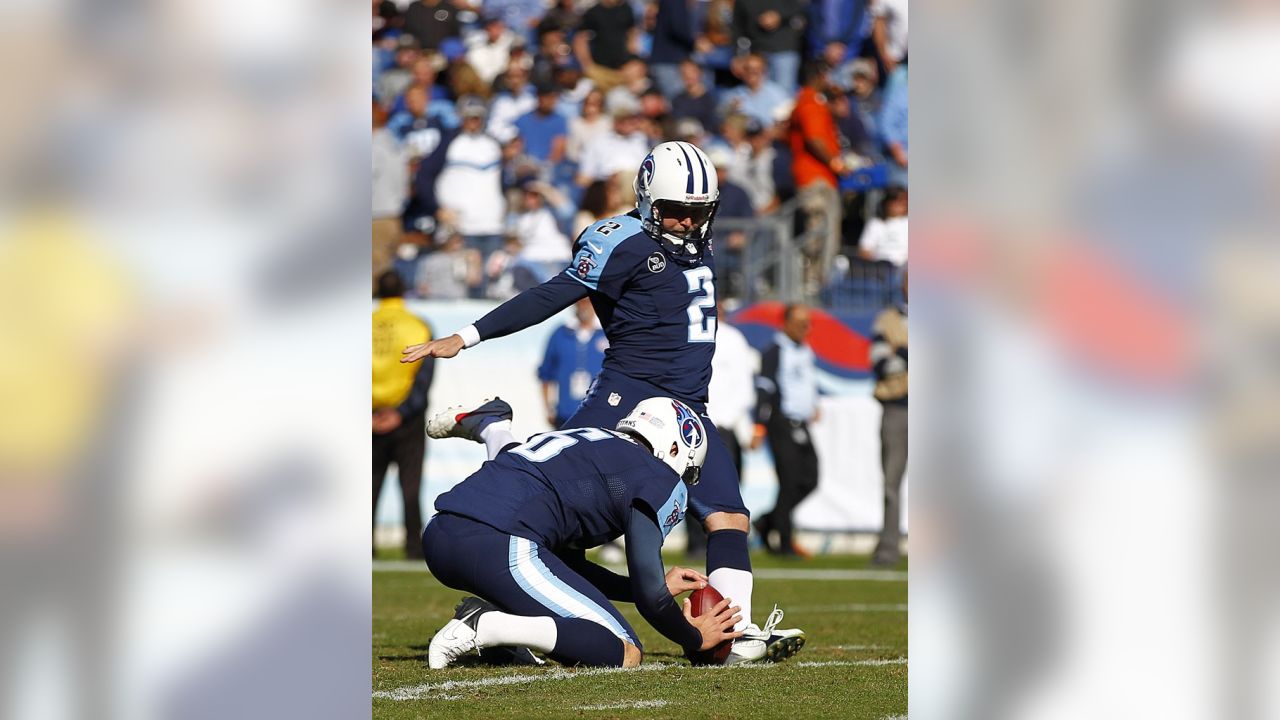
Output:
(683, 597), (744, 651)
(665, 566), (709, 597)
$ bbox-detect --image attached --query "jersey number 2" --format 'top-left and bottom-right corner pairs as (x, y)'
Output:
(684, 266), (716, 343)
(510, 427), (613, 463)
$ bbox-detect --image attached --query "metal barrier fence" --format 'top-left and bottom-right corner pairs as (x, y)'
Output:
(715, 198), (901, 313)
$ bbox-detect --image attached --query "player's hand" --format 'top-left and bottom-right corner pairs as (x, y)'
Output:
(665, 566), (709, 597)
(402, 334), (465, 363)
(683, 597), (744, 651)
(750, 424), (766, 450)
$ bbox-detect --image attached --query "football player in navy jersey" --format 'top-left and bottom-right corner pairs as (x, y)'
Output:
(421, 397), (750, 668)
(403, 141), (804, 663)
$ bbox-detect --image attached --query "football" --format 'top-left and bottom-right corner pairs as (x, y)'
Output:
(689, 585), (733, 665)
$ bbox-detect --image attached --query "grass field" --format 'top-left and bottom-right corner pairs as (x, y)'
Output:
(372, 551), (907, 719)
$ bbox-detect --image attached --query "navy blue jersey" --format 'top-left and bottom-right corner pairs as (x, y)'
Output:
(433, 428), (688, 552)
(565, 211), (718, 403)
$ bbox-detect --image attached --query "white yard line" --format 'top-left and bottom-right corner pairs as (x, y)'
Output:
(576, 700), (670, 710)
(374, 561), (906, 582)
(787, 603), (908, 613)
(373, 664), (665, 701)
(687, 659), (908, 671)
(374, 658), (907, 701)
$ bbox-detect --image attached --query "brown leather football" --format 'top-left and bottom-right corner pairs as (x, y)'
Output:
(689, 585), (732, 665)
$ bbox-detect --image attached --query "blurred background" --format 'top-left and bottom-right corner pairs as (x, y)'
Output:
(909, 0), (1280, 718)
(0, 0), (371, 718)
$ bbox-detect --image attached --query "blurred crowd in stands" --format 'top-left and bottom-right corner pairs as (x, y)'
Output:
(373, 0), (908, 304)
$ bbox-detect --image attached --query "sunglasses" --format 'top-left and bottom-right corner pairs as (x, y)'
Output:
(655, 200), (716, 227)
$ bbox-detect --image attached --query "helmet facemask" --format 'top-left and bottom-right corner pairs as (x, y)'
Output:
(644, 199), (719, 264)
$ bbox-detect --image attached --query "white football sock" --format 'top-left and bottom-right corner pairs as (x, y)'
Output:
(479, 420), (516, 460)
(474, 611), (558, 653)
(707, 567), (754, 632)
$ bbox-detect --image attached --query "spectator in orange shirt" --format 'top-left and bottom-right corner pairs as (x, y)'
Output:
(789, 61), (845, 289)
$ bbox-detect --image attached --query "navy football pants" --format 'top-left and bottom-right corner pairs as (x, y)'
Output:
(422, 512), (639, 666)
(562, 368), (750, 521)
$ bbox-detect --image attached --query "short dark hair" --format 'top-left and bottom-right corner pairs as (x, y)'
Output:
(376, 269), (405, 299)
(800, 60), (830, 87)
(783, 302), (808, 323)
(879, 185), (907, 218)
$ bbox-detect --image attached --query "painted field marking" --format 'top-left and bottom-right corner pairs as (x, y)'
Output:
(374, 561), (906, 582)
(374, 664), (665, 701)
(788, 603), (908, 613)
(704, 659), (907, 670)
(576, 700), (670, 710)
(375, 658), (907, 701)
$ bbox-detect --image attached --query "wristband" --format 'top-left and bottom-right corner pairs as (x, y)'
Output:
(456, 324), (481, 348)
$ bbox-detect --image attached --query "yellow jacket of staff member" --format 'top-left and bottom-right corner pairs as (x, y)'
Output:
(372, 298), (432, 410)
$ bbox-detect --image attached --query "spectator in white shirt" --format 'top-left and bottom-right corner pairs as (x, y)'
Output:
(871, 0), (908, 75)
(372, 101), (410, 278)
(466, 14), (517, 86)
(575, 99), (649, 187)
(486, 64), (537, 144)
(435, 97), (507, 265)
(566, 88), (611, 163)
(509, 180), (574, 286)
(417, 229), (482, 299)
(732, 118), (780, 215)
(859, 186), (908, 267)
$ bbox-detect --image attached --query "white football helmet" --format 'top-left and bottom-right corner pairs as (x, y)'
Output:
(616, 396), (709, 485)
(633, 141), (720, 263)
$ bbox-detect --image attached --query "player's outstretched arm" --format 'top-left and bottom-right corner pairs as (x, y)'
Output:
(402, 274), (589, 363)
(473, 274), (589, 342)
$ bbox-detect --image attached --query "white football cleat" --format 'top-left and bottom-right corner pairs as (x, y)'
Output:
(427, 398), (513, 442)
(723, 633), (767, 665)
(760, 605), (806, 662)
(428, 597), (489, 669)
(724, 605), (805, 664)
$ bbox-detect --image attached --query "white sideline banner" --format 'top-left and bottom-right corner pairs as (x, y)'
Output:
(375, 300), (905, 536)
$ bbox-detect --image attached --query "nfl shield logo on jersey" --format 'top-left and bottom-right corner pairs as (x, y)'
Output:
(608, 392), (622, 406)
